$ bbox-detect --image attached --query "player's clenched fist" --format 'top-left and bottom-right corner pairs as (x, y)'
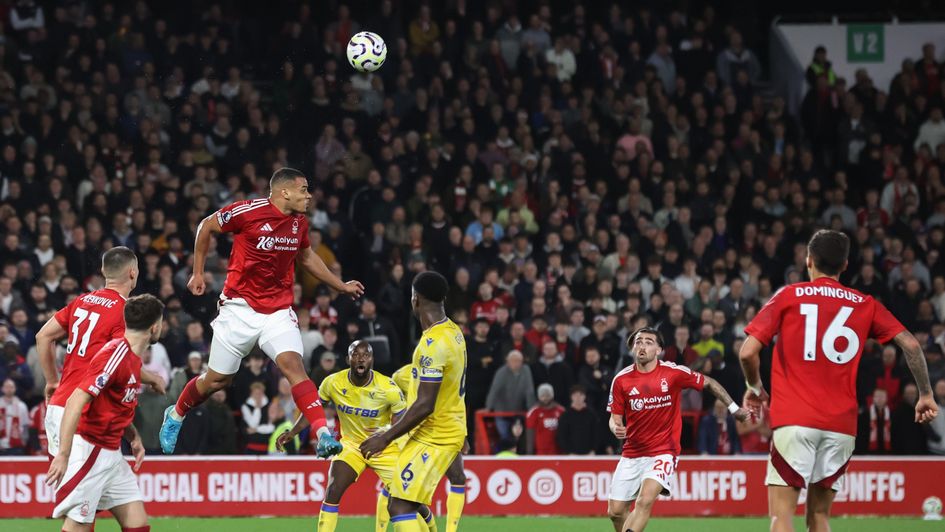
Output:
(187, 273), (206, 295)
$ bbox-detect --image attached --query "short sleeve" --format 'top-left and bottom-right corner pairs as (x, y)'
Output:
(607, 376), (624, 415)
(78, 342), (125, 397)
(215, 200), (254, 233)
(744, 287), (786, 345)
(417, 337), (445, 383)
(869, 299), (906, 344)
(54, 299), (75, 328)
(387, 381), (407, 415)
(318, 375), (334, 404)
(673, 366), (705, 391)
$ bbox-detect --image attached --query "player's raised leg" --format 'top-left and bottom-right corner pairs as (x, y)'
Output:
(622, 478), (663, 532)
(318, 460), (360, 532)
(444, 454), (466, 532)
(607, 500), (632, 532)
(108, 500), (149, 531)
(159, 319), (247, 454)
(273, 349), (339, 456)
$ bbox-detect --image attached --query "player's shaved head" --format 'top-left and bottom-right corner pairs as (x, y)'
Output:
(269, 167), (306, 190)
(348, 339), (373, 357)
(101, 246), (138, 279)
(807, 229), (849, 276)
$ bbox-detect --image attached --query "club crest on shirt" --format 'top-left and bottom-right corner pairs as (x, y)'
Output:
(292, 218), (299, 234)
(660, 378), (668, 393)
(341, 388), (347, 396)
(369, 391), (376, 399)
(79, 501), (90, 517)
(426, 338), (434, 346)
(94, 373), (109, 389)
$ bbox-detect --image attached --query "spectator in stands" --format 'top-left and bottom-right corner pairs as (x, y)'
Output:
(914, 106), (945, 152)
(577, 346), (613, 412)
(242, 381), (276, 455)
(858, 388), (893, 454)
(927, 380), (945, 455)
(805, 46), (836, 87)
(874, 345), (904, 408)
(665, 326), (698, 367)
(580, 315), (621, 370)
(716, 31), (760, 85)
(531, 339), (572, 406)
(0, 379), (29, 455)
(501, 322), (538, 363)
(525, 384), (564, 455)
(231, 352), (274, 410)
(692, 323), (724, 360)
(486, 350), (536, 444)
(466, 318), (499, 426)
(310, 351), (339, 388)
(355, 298), (398, 371)
(206, 390), (238, 455)
(698, 399), (742, 455)
(136, 380), (171, 455)
(0, 341), (32, 398)
(556, 385), (599, 455)
(892, 384), (928, 454)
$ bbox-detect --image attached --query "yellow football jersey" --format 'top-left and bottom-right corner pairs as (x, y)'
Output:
(392, 364), (412, 397)
(318, 369), (406, 446)
(409, 317), (467, 449)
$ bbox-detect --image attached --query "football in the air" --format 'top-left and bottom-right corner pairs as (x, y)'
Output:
(346, 31), (387, 72)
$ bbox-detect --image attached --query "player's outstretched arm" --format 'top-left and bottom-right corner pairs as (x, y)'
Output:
(188, 214), (223, 296)
(35, 316), (67, 402)
(893, 330), (939, 424)
(360, 381), (439, 459)
(704, 375), (751, 422)
(46, 389), (93, 487)
(297, 247), (364, 298)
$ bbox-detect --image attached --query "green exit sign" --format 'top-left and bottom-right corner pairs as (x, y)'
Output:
(847, 24), (884, 62)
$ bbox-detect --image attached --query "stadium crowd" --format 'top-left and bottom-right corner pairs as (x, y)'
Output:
(0, 1), (944, 458)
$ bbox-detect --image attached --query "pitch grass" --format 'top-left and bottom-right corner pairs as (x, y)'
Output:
(3, 516), (941, 531)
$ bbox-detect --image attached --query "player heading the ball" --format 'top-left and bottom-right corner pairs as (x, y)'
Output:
(159, 167), (364, 458)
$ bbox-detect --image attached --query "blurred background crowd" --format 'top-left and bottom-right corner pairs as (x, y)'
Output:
(0, 0), (944, 458)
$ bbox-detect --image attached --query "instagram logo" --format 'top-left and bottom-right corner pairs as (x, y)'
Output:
(528, 469), (563, 505)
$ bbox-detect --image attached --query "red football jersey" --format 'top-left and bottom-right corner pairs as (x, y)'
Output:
(745, 277), (904, 436)
(77, 338), (142, 450)
(216, 199), (311, 314)
(50, 289), (126, 407)
(525, 403), (565, 455)
(608, 361), (705, 458)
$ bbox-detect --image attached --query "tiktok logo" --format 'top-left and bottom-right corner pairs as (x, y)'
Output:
(486, 469), (522, 505)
